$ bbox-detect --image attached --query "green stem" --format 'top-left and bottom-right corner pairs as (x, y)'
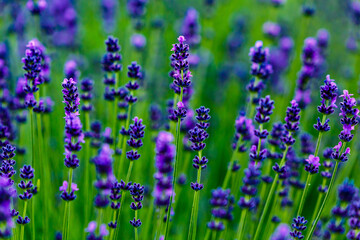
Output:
(236, 208), (247, 240)
(126, 161), (134, 183)
(117, 103), (132, 177)
(20, 201), (28, 240)
(36, 113), (48, 239)
(222, 147), (237, 189)
(190, 167), (202, 240)
(297, 173), (312, 216)
(30, 110), (35, 168)
(306, 161), (340, 240)
(204, 229), (211, 240)
(164, 87), (183, 239)
(62, 202), (69, 240)
(98, 209), (103, 233)
(253, 146), (289, 240)
(143, 197), (155, 239)
(114, 192), (127, 240)
(135, 210), (139, 240)
(84, 111), (91, 226)
(296, 116), (325, 217)
(309, 191), (324, 226)
(112, 72), (120, 150)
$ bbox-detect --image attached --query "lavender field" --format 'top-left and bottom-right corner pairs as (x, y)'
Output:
(0, 0), (360, 239)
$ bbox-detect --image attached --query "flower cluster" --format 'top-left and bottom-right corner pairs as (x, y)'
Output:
(347, 196), (360, 239)
(80, 78), (94, 112)
(22, 40), (43, 108)
(247, 41), (272, 108)
(233, 114), (254, 153)
(127, 0), (148, 29)
(0, 176), (15, 237)
(0, 144), (16, 184)
(331, 141), (351, 163)
(328, 180), (358, 235)
(304, 154), (320, 174)
(267, 122), (285, 160)
(252, 95), (274, 165)
(239, 162), (261, 210)
(189, 106), (210, 191)
(125, 61), (142, 105)
(102, 36), (122, 102)
(290, 216), (307, 239)
(314, 75), (338, 132)
(85, 221), (109, 240)
(126, 117), (145, 161)
(295, 37), (319, 109)
(108, 180), (131, 229)
(100, 0), (118, 33)
(338, 90), (359, 142)
(61, 77), (84, 201)
(59, 181), (78, 201)
(170, 36), (191, 89)
(129, 183), (144, 228)
(26, 0), (47, 15)
(17, 165), (36, 224)
(281, 100), (301, 147)
(181, 8), (200, 47)
(207, 188), (233, 231)
(92, 144), (115, 208)
(153, 132), (175, 208)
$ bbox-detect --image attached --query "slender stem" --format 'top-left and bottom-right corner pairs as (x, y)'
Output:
(296, 116), (325, 217)
(253, 146), (289, 240)
(30, 110), (35, 168)
(118, 103), (132, 176)
(62, 202), (69, 240)
(143, 197), (155, 239)
(310, 191), (324, 225)
(135, 210), (139, 240)
(114, 192), (127, 240)
(306, 160), (340, 240)
(31, 199), (34, 240)
(297, 173), (312, 216)
(66, 169), (73, 240)
(236, 208), (248, 240)
(222, 147), (237, 189)
(36, 113), (48, 239)
(113, 72), (120, 150)
(20, 201), (28, 240)
(204, 229), (211, 240)
(84, 111), (91, 226)
(191, 167), (202, 240)
(126, 161), (134, 183)
(98, 209), (103, 232)
(211, 230), (217, 240)
(164, 87), (183, 239)
(109, 216), (116, 240)
(154, 208), (161, 239)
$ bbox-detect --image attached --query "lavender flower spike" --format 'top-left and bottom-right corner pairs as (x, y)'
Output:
(338, 90), (359, 142)
(153, 132), (175, 208)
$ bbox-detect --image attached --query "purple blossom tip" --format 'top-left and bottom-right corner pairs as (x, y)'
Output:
(178, 36), (186, 43)
(59, 181), (79, 192)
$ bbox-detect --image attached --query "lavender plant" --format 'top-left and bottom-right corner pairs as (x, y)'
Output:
(0, 2), (360, 240)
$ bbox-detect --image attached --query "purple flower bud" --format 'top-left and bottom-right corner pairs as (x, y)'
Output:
(263, 21), (281, 38)
(290, 216), (307, 239)
(304, 155), (320, 174)
(131, 33), (146, 50)
(26, 0), (47, 15)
